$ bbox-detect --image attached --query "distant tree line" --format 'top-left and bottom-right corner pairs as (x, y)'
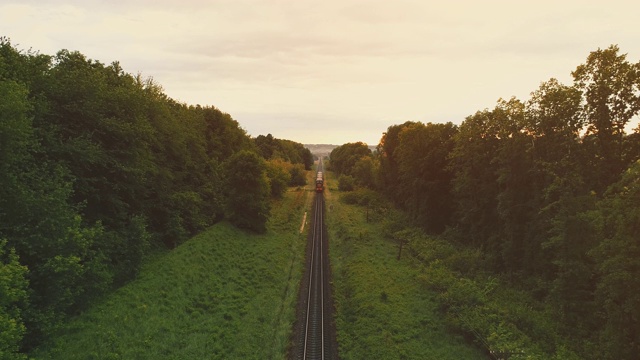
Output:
(0, 38), (309, 356)
(255, 133), (313, 197)
(329, 142), (377, 191)
(329, 45), (640, 359)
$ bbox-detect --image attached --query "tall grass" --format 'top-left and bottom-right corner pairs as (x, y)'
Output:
(31, 186), (312, 360)
(324, 182), (487, 360)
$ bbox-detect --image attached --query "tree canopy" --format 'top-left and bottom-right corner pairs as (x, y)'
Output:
(331, 45), (640, 359)
(0, 38), (309, 354)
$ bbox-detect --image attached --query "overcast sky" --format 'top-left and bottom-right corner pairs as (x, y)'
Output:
(2, 0), (640, 145)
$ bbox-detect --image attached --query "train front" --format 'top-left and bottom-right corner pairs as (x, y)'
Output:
(315, 171), (324, 192)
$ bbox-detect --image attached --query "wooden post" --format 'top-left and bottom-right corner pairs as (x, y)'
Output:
(397, 238), (406, 260)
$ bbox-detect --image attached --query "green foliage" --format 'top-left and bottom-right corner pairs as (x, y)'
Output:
(449, 109), (501, 248)
(0, 38), (265, 354)
(365, 45), (640, 358)
(265, 158), (293, 198)
(254, 133), (313, 169)
(329, 142), (373, 183)
(101, 216), (151, 285)
(31, 188), (310, 359)
(254, 135), (311, 192)
(338, 174), (356, 191)
(350, 156), (378, 188)
(326, 191), (486, 359)
(415, 238), (581, 359)
(224, 151), (271, 232)
(392, 122), (457, 233)
(3, 35), (640, 360)
(288, 163), (307, 186)
(0, 80), (32, 161)
(573, 45), (640, 191)
(589, 160), (640, 359)
(0, 240), (29, 360)
(377, 121), (417, 199)
(0, 75), (112, 347)
(340, 188), (381, 206)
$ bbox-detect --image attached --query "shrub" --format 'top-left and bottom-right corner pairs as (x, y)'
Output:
(288, 164), (307, 186)
(0, 240), (29, 360)
(265, 159), (292, 198)
(338, 175), (356, 191)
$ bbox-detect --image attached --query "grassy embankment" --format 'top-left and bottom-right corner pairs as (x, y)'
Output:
(31, 180), (314, 359)
(323, 175), (487, 360)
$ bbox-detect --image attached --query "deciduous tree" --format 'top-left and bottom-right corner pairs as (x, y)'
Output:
(573, 45), (640, 191)
(224, 151), (271, 233)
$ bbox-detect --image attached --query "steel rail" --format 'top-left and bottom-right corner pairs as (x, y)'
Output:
(302, 192), (325, 360)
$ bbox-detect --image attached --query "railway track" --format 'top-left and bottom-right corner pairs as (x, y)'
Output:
(293, 161), (336, 360)
(302, 192), (326, 359)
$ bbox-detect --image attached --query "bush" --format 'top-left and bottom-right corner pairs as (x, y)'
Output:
(265, 159), (292, 198)
(338, 175), (356, 191)
(289, 164), (307, 186)
(224, 151), (271, 233)
(0, 240), (29, 360)
(340, 188), (379, 205)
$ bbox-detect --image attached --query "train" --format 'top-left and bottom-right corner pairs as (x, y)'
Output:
(315, 171), (324, 193)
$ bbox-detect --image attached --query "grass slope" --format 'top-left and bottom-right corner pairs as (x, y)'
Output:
(31, 187), (313, 360)
(324, 183), (487, 359)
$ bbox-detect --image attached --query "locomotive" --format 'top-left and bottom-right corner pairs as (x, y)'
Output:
(315, 171), (324, 193)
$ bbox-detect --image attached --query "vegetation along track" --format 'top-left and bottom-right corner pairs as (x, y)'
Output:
(292, 190), (338, 359)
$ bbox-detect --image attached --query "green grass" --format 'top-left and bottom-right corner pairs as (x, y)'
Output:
(324, 182), (488, 360)
(31, 186), (313, 360)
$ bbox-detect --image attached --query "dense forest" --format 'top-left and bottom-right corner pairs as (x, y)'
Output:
(330, 45), (640, 359)
(0, 38), (311, 357)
